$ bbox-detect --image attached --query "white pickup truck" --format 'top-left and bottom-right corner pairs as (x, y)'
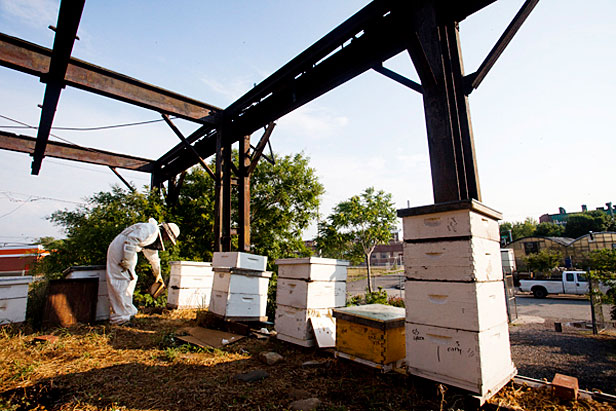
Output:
(519, 271), (607, 298)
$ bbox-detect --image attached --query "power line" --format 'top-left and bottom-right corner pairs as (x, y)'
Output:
(0, 113), (169, 132)
(0, 190), (85, 205)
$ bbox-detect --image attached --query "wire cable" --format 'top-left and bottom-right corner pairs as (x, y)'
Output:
(0, 114), (168, 132)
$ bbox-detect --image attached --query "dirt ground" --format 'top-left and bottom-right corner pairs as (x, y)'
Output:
(1, 310), (614, 411)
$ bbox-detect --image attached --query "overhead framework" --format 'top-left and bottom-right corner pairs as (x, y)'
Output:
(0, 0), (539, 251)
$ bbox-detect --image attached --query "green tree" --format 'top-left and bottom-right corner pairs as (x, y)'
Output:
(587, 249), (616, 320)
(564, 211), (611, 239)
(317, 187), (397, 293)
(511, 218), (537, 240)
(534, 222), (565, 237)
(523, 249), (562, 275)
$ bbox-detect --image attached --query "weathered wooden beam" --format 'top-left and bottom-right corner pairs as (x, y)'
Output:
(31, 0), (85, 175)
(161, 114), (216, 181)
(0, 131), (154, 171)
(0, 33), (221, 124)
(247, 122), (276, 176)
(109, 166), (135, 192)
(238, 135), (251, 252)
(465, 0), (540, 94)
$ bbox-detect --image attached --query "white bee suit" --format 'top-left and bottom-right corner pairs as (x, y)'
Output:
(106, 218), (162, 324)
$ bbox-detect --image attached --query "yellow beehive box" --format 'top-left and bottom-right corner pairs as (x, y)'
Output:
(333, 304), (405, 368)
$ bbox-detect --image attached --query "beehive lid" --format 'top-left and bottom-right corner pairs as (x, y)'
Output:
(62, 265), (106, 274)
(333, 304), (405, 330)
(212, 267), (272, 278)
(275, 257), (349, 266)
(169, 261), (212, 267)
(0, 276), (33, 286)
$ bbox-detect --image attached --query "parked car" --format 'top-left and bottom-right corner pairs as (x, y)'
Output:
(519, 271), (608, 298)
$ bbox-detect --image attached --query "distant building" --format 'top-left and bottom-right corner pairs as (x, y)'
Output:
(0, 245), (49, 276)
(504, 232), (616, 270)
(539, 202), (614, 225)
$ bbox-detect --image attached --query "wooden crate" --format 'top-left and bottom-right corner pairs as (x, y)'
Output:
(405, 280), (508, 332)
(276, 278), (346, 309)
(276, 257), (349, 281)
(64, 266), (109, 320)
(403, 237), (503, 282)
(405, 321), (516, 398)
(333, 304), (405, 367)
(43, 278), (98, 327)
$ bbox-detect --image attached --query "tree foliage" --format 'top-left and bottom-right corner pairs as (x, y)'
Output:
(523, 249), (562, 275)
(534, 222), (564, 237)
(587, 249), (616, 320)
(564, 211), (612, 239)
(317, 187), (397, 293)
(499, 218), (538, 243)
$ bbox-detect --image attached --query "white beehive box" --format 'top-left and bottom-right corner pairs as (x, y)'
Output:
(167, 287), (211, 309)
(212, 252), (267, 271)
(209, 290), (267, 318)
(276, 278), (346, 309)
(212, 269), (271, 295)
(277, 332), (316, 348)
(0, 276), (33, 324)
(276, 257), (349, 281)
(405, 280), (508, 332)
(64, 266), (109, 321)
(402, 208), (499, 242)
(170, 261), (213, 277)
(405, 321), (516, 397)
(404, 237), (502, 282)
(275, 304), (333, 340)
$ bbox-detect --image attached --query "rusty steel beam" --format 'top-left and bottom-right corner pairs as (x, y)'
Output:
(0, 131), (155, 171)
(372, 63), (423, 94)
(465, 0), (540, 94)
(0, 33), (222, 125)
(31, 0), (85, 175)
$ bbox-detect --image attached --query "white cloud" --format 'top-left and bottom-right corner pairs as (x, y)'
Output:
(277, 105), (348, 140)
(0, 0), (58, 28)
(200, 75), (254, 104)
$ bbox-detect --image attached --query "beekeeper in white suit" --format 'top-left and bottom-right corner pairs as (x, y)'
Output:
(106, 218), (180, 325)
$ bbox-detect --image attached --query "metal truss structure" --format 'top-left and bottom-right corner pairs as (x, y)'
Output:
(0, 0), (538, 252)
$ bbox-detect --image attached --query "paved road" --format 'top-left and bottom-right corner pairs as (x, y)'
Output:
(347, 275), (612, 323)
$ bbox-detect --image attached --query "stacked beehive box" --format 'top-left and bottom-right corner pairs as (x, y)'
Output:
(64, 265), (109, 321)
(399, 200), (515, 401)
(210, 252), (270, 320)
(0, 276), (33, 324)
(275, 257), (348, 347)
(167, 261), (214, 309)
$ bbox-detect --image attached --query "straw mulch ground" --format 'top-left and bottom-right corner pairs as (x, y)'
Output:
(0, 310), (614, 411)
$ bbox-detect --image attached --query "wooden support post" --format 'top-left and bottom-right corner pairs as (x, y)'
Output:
(238, 135), (251, 252)
(406, 4), (481, 203)
(214, 131), (223, 252)
(222, 137), (232, 252)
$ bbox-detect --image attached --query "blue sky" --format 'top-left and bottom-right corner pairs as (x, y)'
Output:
(0, 0), (615, 245)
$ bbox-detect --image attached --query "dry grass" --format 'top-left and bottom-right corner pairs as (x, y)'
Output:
(346, 267), (403, 281)
(0, 310), (614, 411)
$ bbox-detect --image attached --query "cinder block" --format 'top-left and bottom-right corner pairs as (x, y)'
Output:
(552, 373), (579, 401)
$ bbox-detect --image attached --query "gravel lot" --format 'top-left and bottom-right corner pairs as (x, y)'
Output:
(509, 320), (616, 394)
